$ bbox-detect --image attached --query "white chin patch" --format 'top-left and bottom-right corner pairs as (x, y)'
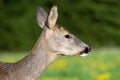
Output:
(80, 53), (88, 57)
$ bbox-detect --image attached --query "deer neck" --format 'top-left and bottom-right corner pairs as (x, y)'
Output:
(13, 31), (58, 80)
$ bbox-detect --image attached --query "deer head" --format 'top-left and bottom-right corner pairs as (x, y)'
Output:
(37, 6), (91, 57)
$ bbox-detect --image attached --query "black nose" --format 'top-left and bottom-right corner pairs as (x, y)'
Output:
(84, 47), (91, 53)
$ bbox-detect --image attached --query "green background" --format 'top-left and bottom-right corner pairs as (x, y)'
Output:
(0, 0), (120, 51)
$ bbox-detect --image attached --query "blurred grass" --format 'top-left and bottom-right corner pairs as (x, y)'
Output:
(0, 48), (120, 80)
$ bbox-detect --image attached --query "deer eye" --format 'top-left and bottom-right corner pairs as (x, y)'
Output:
(64, 34), (71, 39)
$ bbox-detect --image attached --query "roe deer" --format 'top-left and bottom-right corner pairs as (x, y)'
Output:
(0, 6), (91, 80)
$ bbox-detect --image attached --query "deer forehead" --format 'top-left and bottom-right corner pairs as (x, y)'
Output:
(45, 25), (69, 39)
(53, 25), (69, 35)
(59, 27), (69, 34)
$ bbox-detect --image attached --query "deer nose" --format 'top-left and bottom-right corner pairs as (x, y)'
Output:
(83, 47), (91, 53)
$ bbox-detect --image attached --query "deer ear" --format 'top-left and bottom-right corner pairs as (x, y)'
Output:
(37, 7), (48, 28)
(47, 6), (58, 29)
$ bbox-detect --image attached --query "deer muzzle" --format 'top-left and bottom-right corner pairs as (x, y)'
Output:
(80, 47), (91, 57)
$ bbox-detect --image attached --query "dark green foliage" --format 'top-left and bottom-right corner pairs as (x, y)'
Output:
(0, 0), (120, 51)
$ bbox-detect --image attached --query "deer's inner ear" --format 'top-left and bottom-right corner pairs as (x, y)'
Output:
(47, 6), (58, 30)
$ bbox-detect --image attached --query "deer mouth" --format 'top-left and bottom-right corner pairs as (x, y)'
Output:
(80, 52), (89, 57)
(75, 52), (89, 57)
